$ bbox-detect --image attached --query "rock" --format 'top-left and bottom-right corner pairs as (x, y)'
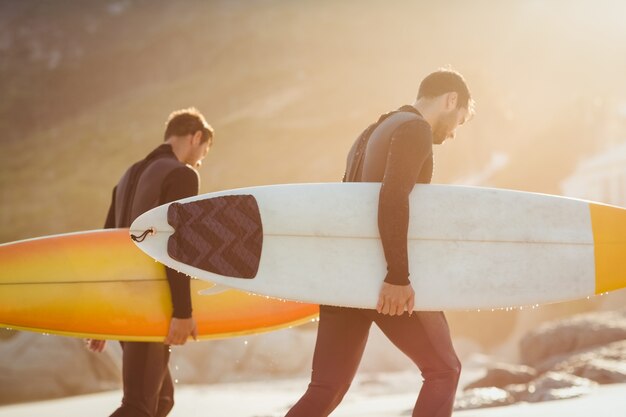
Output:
(519, 309), (626, 366)
(499, 371), (597, 403)
(549, 340), (626, 384)
(524, 372), (597, 402)
(170, 328), (317, 384)
(238, 329), (316, 376)
(454, 387), (515, 410)
(170, 335), (254, 384)
(573, 358), (626, 384)
(464, 362), (537, 389)
(502, 383), (528, 402)
(0, 332), (121, 405)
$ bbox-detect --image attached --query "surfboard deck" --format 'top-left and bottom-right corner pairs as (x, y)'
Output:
(131, 183), (626, 311)
(0, 229), (318, 341)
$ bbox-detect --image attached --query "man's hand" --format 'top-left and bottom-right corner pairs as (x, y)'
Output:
(85, 339), (107, 353)
(164, 317), (198, 345)
(376, 282), (415, 316)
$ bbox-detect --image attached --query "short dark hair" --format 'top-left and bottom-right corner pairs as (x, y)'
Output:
(164, 107), (214, 146)
(417, 68), (474, 114)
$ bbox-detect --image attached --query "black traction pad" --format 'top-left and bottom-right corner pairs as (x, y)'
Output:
(167, 195), (263, 279)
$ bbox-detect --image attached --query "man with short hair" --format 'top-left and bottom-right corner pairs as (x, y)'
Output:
(285, 69), (474, 417)
(87, 108), (214, 417)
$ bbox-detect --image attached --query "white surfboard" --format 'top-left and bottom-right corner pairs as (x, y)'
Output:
(130, 183), (626, 311)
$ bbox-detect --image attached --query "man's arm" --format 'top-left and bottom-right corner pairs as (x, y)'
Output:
(161, 166), (200, 344)
(377, 121), (432, 315)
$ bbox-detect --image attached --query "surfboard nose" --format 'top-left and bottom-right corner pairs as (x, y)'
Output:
(590, 203), (626, 294)
(167, 194), (263, 279)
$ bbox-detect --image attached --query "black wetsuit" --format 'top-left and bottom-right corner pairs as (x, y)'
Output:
(104, 144), (199, 417)
(285, 106), (461, 417)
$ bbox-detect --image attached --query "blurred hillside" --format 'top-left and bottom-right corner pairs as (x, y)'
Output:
(2, 0), (626, 242)
(1, 0), (626, 351)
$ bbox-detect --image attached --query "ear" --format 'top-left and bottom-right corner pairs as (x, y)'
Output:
(446, 92), (458, 110)
(191, 130), (203, 145)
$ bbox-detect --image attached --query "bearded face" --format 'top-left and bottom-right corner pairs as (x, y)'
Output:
(431, 110), (456, 144)
(431, 107), (468, 145)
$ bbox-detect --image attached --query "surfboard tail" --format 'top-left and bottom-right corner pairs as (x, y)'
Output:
(167, 195), (263, 279)
(590, 203), (626, 294)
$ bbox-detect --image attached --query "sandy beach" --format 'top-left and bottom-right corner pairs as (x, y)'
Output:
(1, 369), (625, 417)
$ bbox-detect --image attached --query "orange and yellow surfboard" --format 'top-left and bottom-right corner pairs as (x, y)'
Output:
(0, 229), (318, 341)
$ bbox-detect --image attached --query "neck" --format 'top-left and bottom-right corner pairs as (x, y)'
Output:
(412, 98), (438, 128)
(164, 138), (187, 164)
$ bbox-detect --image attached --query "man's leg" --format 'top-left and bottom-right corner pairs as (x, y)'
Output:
(156, 367), (175, 417)
(110, 341), (172, 417)
(285, 305), (372, 417)
(372, 311), (461, 417)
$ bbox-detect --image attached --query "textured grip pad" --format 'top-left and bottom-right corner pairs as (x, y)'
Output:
(167, 195), (263, 279)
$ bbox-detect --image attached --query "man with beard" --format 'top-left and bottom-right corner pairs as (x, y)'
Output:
(285, 69), (474, 417)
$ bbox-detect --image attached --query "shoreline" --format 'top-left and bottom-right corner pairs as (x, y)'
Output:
(1, 373), (624, 417)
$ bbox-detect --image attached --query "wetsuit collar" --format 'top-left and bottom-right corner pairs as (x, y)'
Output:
(398, 104), (423, 118)
(145, 143), (176, 161)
